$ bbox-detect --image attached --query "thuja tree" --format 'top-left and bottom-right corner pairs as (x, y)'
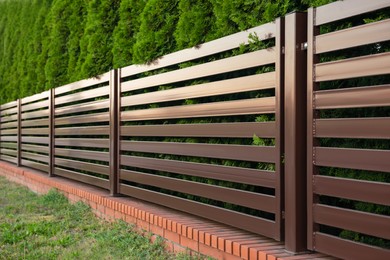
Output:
(174, 0), (215, 50)
(66, 0), (87, 83)
(45, 0), (72, 89)
(132, 0), (179, 64)
(112, 0), (146, 69)
(209, 0), (302, 38)
(77, 0), (121, 79)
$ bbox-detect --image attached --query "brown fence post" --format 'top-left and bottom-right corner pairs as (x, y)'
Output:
(17, 99), (21, 167)
(109, 68), (121, 196)
(284, 11), (308, 253)
(49, 88), (55, 177)
(275, 16), (285, 242)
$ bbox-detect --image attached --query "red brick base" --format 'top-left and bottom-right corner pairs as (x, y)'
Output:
(0, 161), (333, 260)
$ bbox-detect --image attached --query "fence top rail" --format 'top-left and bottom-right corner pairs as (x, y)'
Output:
(54, 71), (110, 96)
(21, 90), (49, 105)
(120, 21), (277, 78)
(314, 0), (390, 26)
(0, 101), (18, 111)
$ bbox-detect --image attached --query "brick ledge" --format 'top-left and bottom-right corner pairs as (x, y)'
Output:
(0, 161), (332, 260)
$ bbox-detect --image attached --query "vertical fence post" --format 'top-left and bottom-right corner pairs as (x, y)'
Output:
(17, 99), (21, 167)
(306, 7), (320, 251)
(110, 69), (120, 196)
(284, 11), (308, 253)
(275, 16), (285, 242)
(49, 88), (55, 177)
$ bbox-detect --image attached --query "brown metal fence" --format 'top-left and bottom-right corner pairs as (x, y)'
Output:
(53, 73), (111, 189)
(0, 0), (389, 257)
(118, 20), (283, 240)
(307, 1), (390, 259)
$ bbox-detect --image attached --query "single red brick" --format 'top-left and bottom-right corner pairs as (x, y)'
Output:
(180, 235), (199, 252)
(125, 214), (137, 225)
(164, 230), (180, 244)
(199, 243), (224, 260)
(150, 224), (164, 237)
(105, 207), (115, 218)
(137, 219), (150, 231)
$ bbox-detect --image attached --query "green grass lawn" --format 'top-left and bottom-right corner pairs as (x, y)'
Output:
(0, 176), (201, 260)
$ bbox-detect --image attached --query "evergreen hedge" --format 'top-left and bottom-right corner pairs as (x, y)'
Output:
(0, 0), (332, 103)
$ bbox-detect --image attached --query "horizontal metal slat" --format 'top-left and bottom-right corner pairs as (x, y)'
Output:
(0, 101), (17, 110)
(55, 126), (109, 136)
(0, 148), (17, 157)
(121, 73), (275, 107)
(121, 49), (276, 93)
(314, 0), (390, 26)
(0, 121), (18, 129)
(55, 113), (109, 126)
(21, 128), (49, 136)
(54, 167), (109, 189)
(313, 175), (390, 206)
(119, 184), (277, 239)
(314, 232), (390, 260)
(0, 106), (18, 116)
(55, 85), (109, 106)
(121, 122), (276, 138)
(55, 157), (109, 176)
(21, 136), (49, 145)
(55, 138), (109, 148)
(21, 159), (49, 173)
(315, 52), (390, 82)
(121, 97), (275, 121)
(21, 118), (49, 127)
(22, 151), (49, 164)
(55, 148), (109, 162)
(55, 100), (109, 116)
(21, 109), (49, 120)
(21, 144), (49, 154)
(315, 19), (390, 54)
(314, 204), (390, 239)
(315, 118), (390, 139)
(121, 141), (276, 163)
(55, 72), (110, 95)
(0, 142), (17, 149)
(121, 22), (276, 77)
(0, 154), (17, 164)
(1, 114), (18, 123)
(21, 99), (49, 112)
(315, 147), (390, 172)
(0, 128), (18, 135)
(0, 136), (17, 142)
(21, 90), (49, 104)
(121, 155), (276, 188)
(121, 169), (276, 212)
(314, 85), (390, 109)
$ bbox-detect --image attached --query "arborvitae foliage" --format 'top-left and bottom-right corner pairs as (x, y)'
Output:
(66, 0), (87, 83)
(0, 0), (336, 103)
(112, 0), (146, 69)
(210, 0), (301, 38)
(45, 0), (72, 89)
(79, 0), (121, 79)
(132, 0), (179, 64)
(174, 0), (215, 49)
(35, 1), (54, 91)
